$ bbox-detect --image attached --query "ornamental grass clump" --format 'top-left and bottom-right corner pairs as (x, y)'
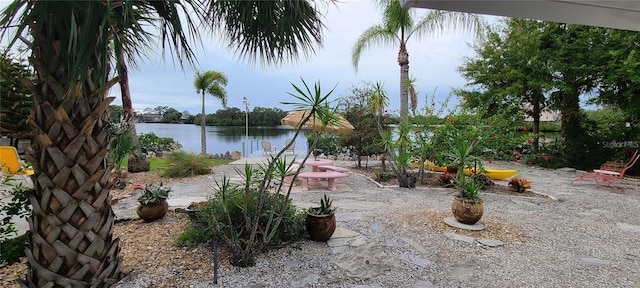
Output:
(508, 177), (532, 192)
(160, 151), (213, 178)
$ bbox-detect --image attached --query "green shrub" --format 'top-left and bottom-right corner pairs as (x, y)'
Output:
(138, 132), (180, 153)
(175, 183), (306, 249)
(375, 171), (395, 182)
(1, 177), (32, 265)
(160, 151), (213, 178)
(1, 234), (27, 265)
(307, 133), (341, 156)
(174, 226), (210, 248)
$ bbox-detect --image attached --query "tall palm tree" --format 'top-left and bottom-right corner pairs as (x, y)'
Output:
(194, 71), (228, 155)
(352, 0), (484, 121)
(0, 0), (324, 286)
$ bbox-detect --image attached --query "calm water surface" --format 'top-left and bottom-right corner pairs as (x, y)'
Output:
(136, 123), (311, 156)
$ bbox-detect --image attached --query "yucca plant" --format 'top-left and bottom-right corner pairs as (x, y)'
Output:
(308, 194), (336, 215)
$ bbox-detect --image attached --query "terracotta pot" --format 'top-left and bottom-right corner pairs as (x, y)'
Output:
(305, 212), (336, 241)
(451, 196), (484, 225)
(136, 200), (169, 222)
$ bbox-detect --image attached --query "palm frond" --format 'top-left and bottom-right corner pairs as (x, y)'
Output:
(351, 25), (397, 72)
(408, 10), (485, 41)
(207, 85), (228, 108)
(381, 0), (413, 32)
(206, 0), (325, 66)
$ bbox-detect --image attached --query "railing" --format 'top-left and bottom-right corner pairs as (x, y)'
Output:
(241, 138), (262, 157)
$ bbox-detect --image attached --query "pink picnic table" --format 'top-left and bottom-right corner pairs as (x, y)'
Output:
(298, 171), (345, 191)
(295, 159), (333, 185)
(296, 158), (333, 171)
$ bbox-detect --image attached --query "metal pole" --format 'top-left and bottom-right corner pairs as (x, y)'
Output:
(243, 97), (249, 157)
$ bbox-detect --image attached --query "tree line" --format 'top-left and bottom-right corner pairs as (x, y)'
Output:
(108, 105), (288, 127)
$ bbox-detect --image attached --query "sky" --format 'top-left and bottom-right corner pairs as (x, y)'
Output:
(110, 0), (501, 115)
(1, 0), (504, 115)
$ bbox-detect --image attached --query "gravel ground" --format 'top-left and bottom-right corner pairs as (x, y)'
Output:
(3, 160), (640, 287)
(118, 160), (640, 287)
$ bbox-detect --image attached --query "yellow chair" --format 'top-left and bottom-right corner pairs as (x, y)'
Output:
(0, 146), (34, 176)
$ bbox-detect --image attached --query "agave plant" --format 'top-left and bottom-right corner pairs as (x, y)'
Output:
(455, 174), (483, 202)
(308, 194), (336, 215)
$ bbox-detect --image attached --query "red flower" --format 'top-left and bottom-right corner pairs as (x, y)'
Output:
(462, 96), (467, 101)
(448, 118), (454, 124)
(527, 138), (533, 144)
(543, 155), (550, 161)
(431, 102), (436, 107)
(522, 125), (528, 131)
(488, 159), (493, 164)
(414, 130), (420, 134)
(492, 134), (497, 138)
(384, 110), (388, 113)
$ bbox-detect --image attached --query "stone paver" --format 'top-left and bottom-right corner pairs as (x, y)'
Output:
(401, 237), (430, 254)
(477, 238), (505, 247)
(444, 232), (475, 244)
(331, 227), (359, 238)
(577, 256), (611, 266)
(327, 238), (352, 248)
(334, 244), (402, 279)
(398, 253), (434, 268)
(350, 237), (367, 247)
(443, 216), (485, 231)
(617, 222), (640, 233)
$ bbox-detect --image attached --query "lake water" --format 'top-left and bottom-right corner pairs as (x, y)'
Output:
(136, 123), (311, 156)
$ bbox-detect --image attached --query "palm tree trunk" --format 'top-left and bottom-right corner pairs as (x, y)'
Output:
(24, 34), (121, 286)
(118, 53), (150, 172)
(201, 92), (207, 155)
(532, 89), (543, 154)
(398, 43), (409, 122)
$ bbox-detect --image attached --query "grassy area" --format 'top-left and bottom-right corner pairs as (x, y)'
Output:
(118, 156), (233, 172)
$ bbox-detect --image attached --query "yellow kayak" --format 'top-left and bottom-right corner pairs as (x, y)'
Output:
(463, 168), (517, 180)
(410, 160), (447, 172)
(411, 160), (517, 180)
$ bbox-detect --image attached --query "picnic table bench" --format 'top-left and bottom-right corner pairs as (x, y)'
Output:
(298, 171), (345, 191)
(318, 165), (349, 173)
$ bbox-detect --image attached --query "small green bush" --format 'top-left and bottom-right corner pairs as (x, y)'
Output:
(175, 186), (306, 249)
(1, 178), (32, 265)
(375, 171), (395, 182)
(138, 132), (180, 153)
(160, 151), (213, 178)
(174, 226), (210, 248)
(1, 234), (28, 265)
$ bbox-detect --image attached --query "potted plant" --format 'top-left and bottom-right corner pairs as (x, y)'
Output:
(444, 139), (484, 224)
(451, 174), (484, 224)
(305, 194), (337, 241)
(136, 183), (171, 222)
